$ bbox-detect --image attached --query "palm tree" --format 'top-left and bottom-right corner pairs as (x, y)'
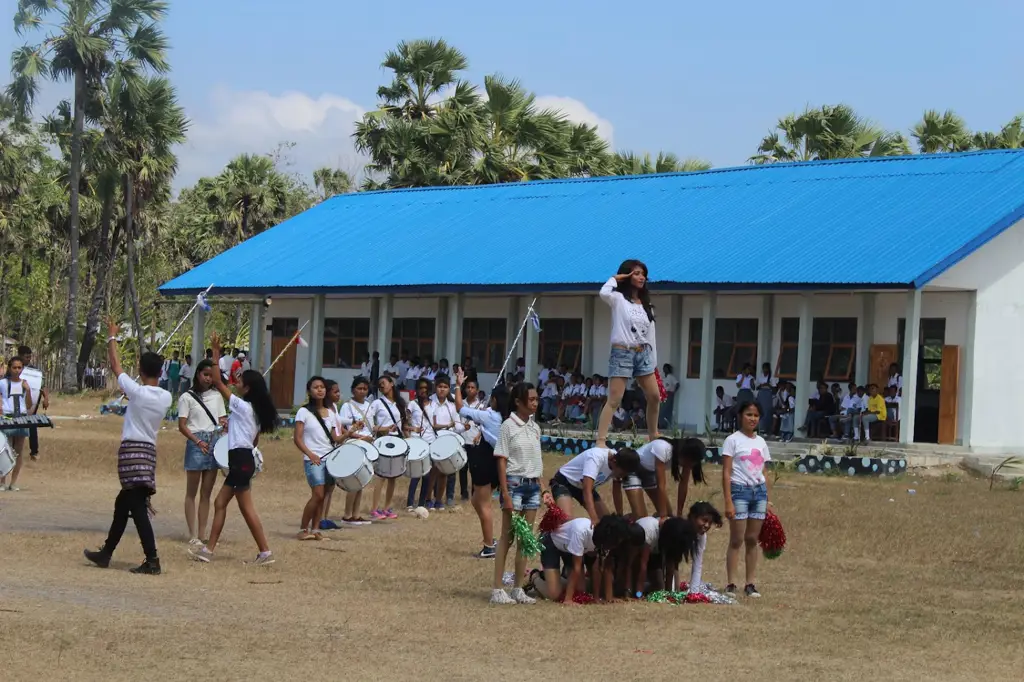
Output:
(751, 104), (908, 164)
(217, 154), (290, 243)
(377, 39), (469, 120)
(8, 0), (169, 389)
(911, 109), (973, 154)
(972, 115), (1024, 150)
(313, 167), (353, 200)
(612, 151), (711, 175)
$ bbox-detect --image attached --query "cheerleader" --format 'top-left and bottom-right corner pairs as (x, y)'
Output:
(0, 355), (33, 491)
(549, 447), (641, 526)
(368, 375), (406, 520)
(426, 374), (466, 510)
(295, 376), (345, 540)
(405, 378), (435, 510)
(533, 514), (632, 604)
(188, 333), (277, 566)
(454, 368), (506, 559)
(595, 260), (661, 449)
(177, 359), (227, 545)
(337, 376), (374, 525)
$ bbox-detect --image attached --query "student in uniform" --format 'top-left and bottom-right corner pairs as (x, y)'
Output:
(16, 345), (47, 462)
(318, 379), (343, 529)
(405, 378), (436, 510)
(336, 376), (374, 525)
(539, 375), (560, 422)
(188, 333), (277, 566)
(177, 359), (227, 545)
(84, 318), (172, 574)
(0, 356), (33, 491)
(550, 446), (641, 525)
(887, 363), (903, 396)
(426, 374), (466, 510)
(396, 352), (411, 387)
(382, 354), (399, 378)
(454, 376), (484, 502)
(829, 382), (860, 440)
(715, 386), (734, 431)
(179, 354), (194, 395)
(295, 376), (346, 540)
(735, 363), (756, 405)
(368, 375), (406, 520)
(659, 364), (680, 428)
(405, 358), (424, 391)
(778, 383), (796, 442)
(454, 369), (506, 558)
(532, 514), (632, 603)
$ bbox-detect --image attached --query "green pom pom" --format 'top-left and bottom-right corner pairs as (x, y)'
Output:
(646, 591), (670, 603)
(763, 548), (784, 560)
(509, 514), (542, 558)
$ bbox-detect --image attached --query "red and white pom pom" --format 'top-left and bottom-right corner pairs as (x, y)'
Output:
(654, 368), (668, 403)
(758, 509), (787, 560)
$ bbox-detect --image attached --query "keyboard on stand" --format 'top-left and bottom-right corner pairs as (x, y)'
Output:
(0, 415), (54, 430)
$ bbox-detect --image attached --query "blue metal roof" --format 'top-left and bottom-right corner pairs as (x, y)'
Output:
(160, 150), (1024, 295)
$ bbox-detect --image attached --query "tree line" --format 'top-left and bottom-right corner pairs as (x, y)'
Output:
(1, 4), (1019, 391)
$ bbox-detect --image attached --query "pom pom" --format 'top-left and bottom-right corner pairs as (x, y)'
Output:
(560, 592), (596, 605)
(509, 513), (542, 558)
(654, 368), (668, 403)
(538, 501), (571, 534)
(413, 506), (429, 519)
(758, 509), (787, 560)
(684, 592), (711, 604)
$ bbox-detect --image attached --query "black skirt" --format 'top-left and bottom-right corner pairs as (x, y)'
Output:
(467, 440), (499, 489)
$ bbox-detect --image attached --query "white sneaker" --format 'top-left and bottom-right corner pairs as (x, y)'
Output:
(7, 485), (19, 492)
(188, 546), (213, 563)
(490, 588), (516, 605)
(510, 587), (536, 604)
(250, 551), (275, 566)
(188, 538), (203, 547)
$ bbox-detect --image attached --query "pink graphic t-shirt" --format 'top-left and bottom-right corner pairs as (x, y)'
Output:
(722, 432), (771, 487)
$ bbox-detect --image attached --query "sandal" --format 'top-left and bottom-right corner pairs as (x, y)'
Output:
(297, 531), (317, 541)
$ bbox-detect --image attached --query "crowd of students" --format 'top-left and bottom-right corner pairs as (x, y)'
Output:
(714, 362), (903, 444)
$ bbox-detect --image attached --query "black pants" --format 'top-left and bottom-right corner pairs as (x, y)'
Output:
(459, 462), (469, 498)
(29, 426), (39, 456)
(103, 487), (158, 560)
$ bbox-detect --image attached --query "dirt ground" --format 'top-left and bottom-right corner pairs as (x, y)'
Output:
(2, 395), (1023, 682)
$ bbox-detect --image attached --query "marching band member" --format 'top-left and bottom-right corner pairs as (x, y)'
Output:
(295, 376), (345, 540)
(319, 379), (343, 529)
(405, 378), (435, 511)
(0, 355), (33, 491)
(368, 375), (406, 520)
(338, 376), (375, 525)
(426, 374), (466, 511)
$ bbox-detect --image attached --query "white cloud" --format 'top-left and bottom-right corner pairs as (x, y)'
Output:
(534, 95), (615, 147)
(176, 87), (369, 189)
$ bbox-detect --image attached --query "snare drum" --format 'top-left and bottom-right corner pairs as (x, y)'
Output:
(430, 434), (468, 476)
(350, 439), (379, 463)
(325, 444), (374, 492)
(212, 438), (263, 479)
(373, 436), (409, 478)
(0, 432), (15, 477)
(405, 437), (431, 479)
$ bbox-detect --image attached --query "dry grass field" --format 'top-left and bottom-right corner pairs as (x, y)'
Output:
(2, 395), (1023, 682)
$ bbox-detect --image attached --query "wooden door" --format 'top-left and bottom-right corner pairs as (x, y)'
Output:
(270, 318), (299, 410)
(938, 345), (960, 444)
(869, 344), (899, 389)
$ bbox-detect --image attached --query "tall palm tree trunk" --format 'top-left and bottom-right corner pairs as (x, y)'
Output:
(124, 175), (145, 354)
(61, 66), (87, 390)
(77, 192), (116, 384)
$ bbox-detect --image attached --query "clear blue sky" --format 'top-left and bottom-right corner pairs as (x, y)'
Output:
(3, 0), (1023, 188)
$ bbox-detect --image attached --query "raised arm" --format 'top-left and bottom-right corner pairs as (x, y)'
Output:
(599, 273), (630, 306)
(106, 317), (124, 378)
(208, 333), (233, 403)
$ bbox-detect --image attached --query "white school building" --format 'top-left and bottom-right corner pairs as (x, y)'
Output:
(161, 150), (1024, 452)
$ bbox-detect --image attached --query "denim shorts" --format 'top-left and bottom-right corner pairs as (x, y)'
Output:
(608, 345), (655, 378)
(622, 466), (658, 491)
(730, 482), (768, 520)
(184, 431), (218, 472)
(304, 458), (335, 488)
(500, 475), (541, 511)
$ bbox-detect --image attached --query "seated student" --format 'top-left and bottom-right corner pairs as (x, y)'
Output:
(532, 514), (632, 604)
(550, 447), (641, 525)
(587, 376), (607, 425)
(714, 386), (734, 431)
(612, 405), (632, 431)
(855, 383), (887, 444)
(777, 382), (796, 442)
(628, 400), (646, 430)
(803, 381), (836, 438)
(576, 377), (594, 421)
(564, 375), (586, 422)
(829, 382), (860, 440)
(539, 376), (560, 422)
(884, 385), (901, 421)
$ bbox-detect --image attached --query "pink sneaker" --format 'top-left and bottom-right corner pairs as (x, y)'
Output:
(371, 509), (386, 520)
(384, 508), (398, 519)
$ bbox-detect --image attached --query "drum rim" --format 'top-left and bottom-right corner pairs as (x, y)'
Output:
(326, 444), (370, 478)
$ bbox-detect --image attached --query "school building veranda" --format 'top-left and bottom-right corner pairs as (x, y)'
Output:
(160, 150), (1024, 453)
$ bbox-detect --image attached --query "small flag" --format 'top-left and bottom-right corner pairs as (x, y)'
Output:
(529, 308), (541, 332)
(293, 332), (308, 348)
(196, 291), (211, 312)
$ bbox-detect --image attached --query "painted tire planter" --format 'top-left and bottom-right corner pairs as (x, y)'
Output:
(795, 454), (907, 477)
(540, 435), (635, 456)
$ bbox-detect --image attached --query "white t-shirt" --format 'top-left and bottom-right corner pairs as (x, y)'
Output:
(736, 374), (754, 390)
(0, 377), (31, 414)
(558, 447), (614, 487)
(177, 389), (226, 433)
(722, 431), (770, 486)
(637, 439), (672, 473)
(118, 374), (172, 445)
(541, 382), (559, 399)
(382, 362), (397, 377)
(339, 399), (374, 438)
(636, 516), (660, 548)
(370, 396), (403, 435)
(396, 360), (410, 382)
(406, 401), (435, 443)
(550, 518), (595, 556)
(218, 356), (233, 375)
(180, 363), (195, 380)
(360, 361), (372, 376)
(716, 393), (733, 409)
(599, 277), (657, 357)
(426, 398), (464, 434)
(406, 366), (423, 381)
(662, 373), (679, 394)
(887, 374), (903, 390)
(227, 394), (259, 450)
(296, 406), (338, 460)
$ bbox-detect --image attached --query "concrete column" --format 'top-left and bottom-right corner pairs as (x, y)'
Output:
(960, 290), (976, 446)
(698, 293), (717, 434)
(249, 304), (263, 373)
(446, 294), (463, 366)
(759, 294), (774, 371)
(670, 294), (684, 427)
(899, 289), (922, 444)
(376, 295), (394, 367)
(368, 298), (380, 355)
(436, 297), (448, 363)
(524, 296), (540, 389)
(190, 306), (206, 371)
(308, 294), (325, 376)
(581, 295), (595, 376)
(856, 293), (874, 386)
(794, 293), (813, 432)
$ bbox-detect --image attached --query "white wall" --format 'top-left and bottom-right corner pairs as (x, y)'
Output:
(264, 297), (313, 406)
(929, 217), (1024, 450)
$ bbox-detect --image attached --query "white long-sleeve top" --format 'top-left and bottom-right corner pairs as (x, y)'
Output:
(407, 400), (436, 443)
(599, 277), (657, 361)
(338, 398), (375, 439)
(426, 397), (465, 436)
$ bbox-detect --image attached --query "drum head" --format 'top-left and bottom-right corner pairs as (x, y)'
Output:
(405, 437), (430, 460)
(374, 436), (409, 458)
(449, 432), (467, 446)
(213, 438), (230, 470)
(326, 444), (366, 478)
(0, 431), (8, 451)
(350, 439), (379, 462)
(430, 434), (463, 461)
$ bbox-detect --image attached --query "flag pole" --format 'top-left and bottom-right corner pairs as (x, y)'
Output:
(493, 297), (538, 391)
(264, 320), (310, 378)
(155, 283), (214, 355)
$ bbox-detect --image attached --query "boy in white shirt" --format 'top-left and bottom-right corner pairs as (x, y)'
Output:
(540, 377), (560, 422)
(714, 386), (733, 431)
(84, 318), (172, 575)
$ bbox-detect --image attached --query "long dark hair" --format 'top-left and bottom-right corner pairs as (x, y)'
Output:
(688, 501), (723, 527)
(194, 359), (216, 391)
(509, 381), (535, 419)
(240, 369), (277, 434)
(668, 436), (706, 484)
(323, 379), (339, 410)
(378, 375), (406, 429)
(415, 378), (432, 411)
(491, 385), (511, 420)
(592, 514), (631, 557)
(614, 259), (654, 322)
(303, 375), (327, 412)
(659, 517), (700, 569)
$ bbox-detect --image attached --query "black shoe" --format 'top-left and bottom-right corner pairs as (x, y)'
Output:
(129, 558), (161, 575)
(744, 583), (761, 598)
(725, 583), (737, 596)
(83, 548), (111, 568)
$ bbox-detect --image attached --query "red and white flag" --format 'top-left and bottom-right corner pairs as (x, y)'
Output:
(292, 331), (308, 348)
